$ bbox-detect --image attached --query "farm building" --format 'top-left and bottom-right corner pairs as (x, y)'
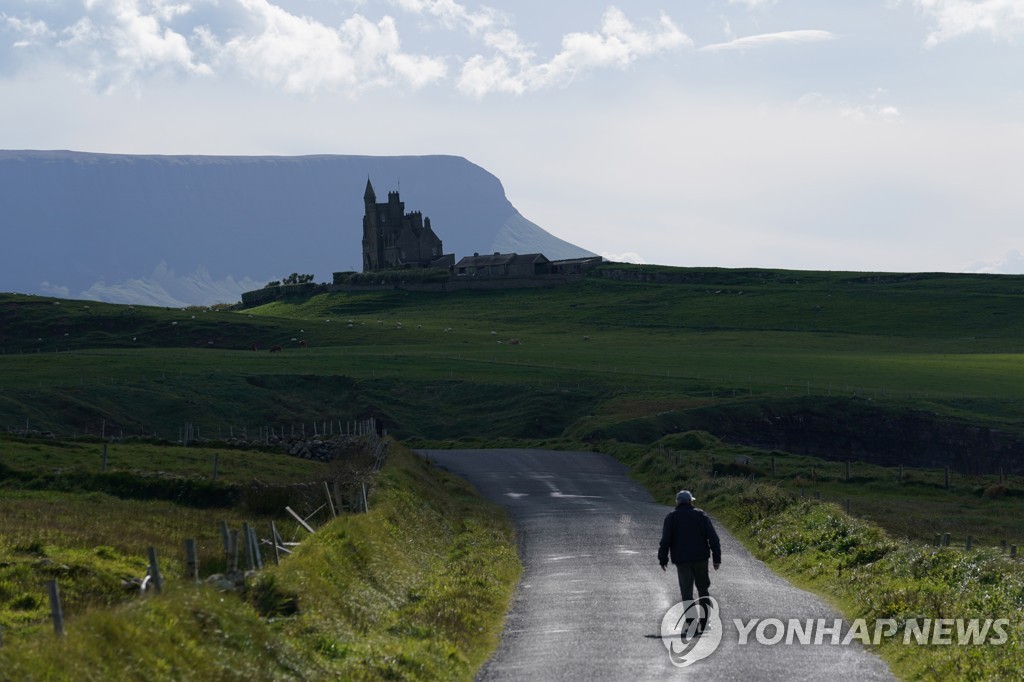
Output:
(454, 252), (551, 278)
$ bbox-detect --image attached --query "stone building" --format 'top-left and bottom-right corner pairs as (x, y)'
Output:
(454, 252), (551, 277)
(361, 180), (453, 272)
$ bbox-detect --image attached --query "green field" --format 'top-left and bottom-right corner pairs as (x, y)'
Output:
(2, 264), (1024, 679)
(3, 267), (1024, 443)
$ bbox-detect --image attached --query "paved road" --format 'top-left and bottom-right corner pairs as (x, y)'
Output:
(420, 448), (895, 681)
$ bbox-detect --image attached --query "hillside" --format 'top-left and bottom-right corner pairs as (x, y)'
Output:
(0, 151), (594, 307)
(1, 264), (1023, 474)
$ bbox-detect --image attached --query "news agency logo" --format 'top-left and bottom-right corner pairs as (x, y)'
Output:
(659, 602), (1011, 668)
(660, 597), (723, 667)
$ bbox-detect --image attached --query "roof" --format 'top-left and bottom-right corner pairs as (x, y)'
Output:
(455, 252), (551, 268)
(456, 253), (518, 267)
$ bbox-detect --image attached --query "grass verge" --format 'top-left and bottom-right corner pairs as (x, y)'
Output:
(606, 439), (1024, 681)
(0, 445), (520, 681)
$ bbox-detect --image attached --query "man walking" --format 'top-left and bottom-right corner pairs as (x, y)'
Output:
(658, 490), (722, 632)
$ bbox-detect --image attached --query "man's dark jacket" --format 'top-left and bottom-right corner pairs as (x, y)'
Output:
(658, 504), (722, 565)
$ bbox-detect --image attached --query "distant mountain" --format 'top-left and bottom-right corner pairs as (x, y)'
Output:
(0, 151), (595, 306)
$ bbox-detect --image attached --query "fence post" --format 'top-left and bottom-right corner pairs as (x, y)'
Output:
(286, 506), (316, 533)
(845, 498), (850, 514)
(966, 535), (973, 551)
(47, 579), (65, 637)
(228, 529), (239, 573)
(1000, 540), (1007, 553)
(1010, 545), (1018, 559)
(219, 521), (230, 563)
(934, 533), (941, 547)
(324, 481), (337, 519)
(270, 522), (281, 565)
(212, 453), (219, 481)
(185, 538), (199, 583)
(361, 482), (370, 513)
(147, 547), (163, 594)
(250, 525), (263, 570)
(242, 522), (255, 571)
(101, 444), (108, 472)
(942, 532), (951, 547)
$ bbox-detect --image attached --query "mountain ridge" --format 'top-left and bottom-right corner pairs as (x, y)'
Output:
(0, 150), (595, 306)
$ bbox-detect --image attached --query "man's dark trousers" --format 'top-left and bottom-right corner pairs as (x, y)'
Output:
(676, 560), (711, 631)
(675, 560), (710, 603)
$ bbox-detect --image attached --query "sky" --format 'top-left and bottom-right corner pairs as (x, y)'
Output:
(2, 0), (1023, 274)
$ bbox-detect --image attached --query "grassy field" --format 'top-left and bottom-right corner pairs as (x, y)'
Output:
(610, 438), (1024, 680)
(2, 263), (1024, 678)
(0, 433), (333, 643)
(3, 267), (1024, 443)
(0, 445), (520, 680)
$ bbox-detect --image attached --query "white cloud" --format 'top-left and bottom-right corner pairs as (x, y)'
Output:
(39, 281), (70, 297)
(797, 91), (903, 123)
(3, 13), (55, 47)
(964, 249), (1024, 274)
(216, 1), (446, 94)
(910, 0), (1024, 46)
(457, 7), (691, 97)
(53, 0), (211, 91)
(700, 29), (835, 52)
(840, 104), (902, 123)
(2, 2), (694, 97)
(394, 0), (505, 35)
(601, 251), (646, 264)
(75, 262), (265, 307)
(728, 0), (776, 8)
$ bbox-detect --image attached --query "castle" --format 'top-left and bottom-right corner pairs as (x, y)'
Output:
(361, 180), (454, 272)
(241, 179), (603, 306)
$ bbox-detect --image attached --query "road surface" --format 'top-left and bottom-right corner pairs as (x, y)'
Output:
(420, 448), (895, 681)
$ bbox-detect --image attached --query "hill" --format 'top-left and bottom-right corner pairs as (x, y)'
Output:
(1, 263), (1023, 474)
(0, 151), (594, 306)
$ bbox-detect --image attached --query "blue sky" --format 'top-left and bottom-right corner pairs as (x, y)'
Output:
(2, 0), (1023, 273)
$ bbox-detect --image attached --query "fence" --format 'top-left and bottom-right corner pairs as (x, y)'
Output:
(660, 446), (1023, 560)
(3, 420), (389, 645)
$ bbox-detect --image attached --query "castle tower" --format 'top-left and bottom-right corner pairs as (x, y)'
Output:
(360, 179), (446, 272)
(362, 179), (381, 271)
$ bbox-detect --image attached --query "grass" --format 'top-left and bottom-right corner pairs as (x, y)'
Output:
(3, 263), (1024, 677)
(3, 270), (1024, 445)
(0, 434), (329, 483)
(0, 445), (521, 680)
(606, 437), (1024, 680)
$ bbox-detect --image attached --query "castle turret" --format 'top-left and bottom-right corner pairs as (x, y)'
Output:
(360, 180), (446, 272)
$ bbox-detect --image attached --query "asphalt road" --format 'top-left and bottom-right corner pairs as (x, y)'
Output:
(420, 448), (895, 681)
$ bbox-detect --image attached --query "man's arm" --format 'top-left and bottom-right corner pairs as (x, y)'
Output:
(706, 516), (722, 568)
(658, 513), (672, 569)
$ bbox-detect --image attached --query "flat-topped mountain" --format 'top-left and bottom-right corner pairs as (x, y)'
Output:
(0, 151), (594, 306)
